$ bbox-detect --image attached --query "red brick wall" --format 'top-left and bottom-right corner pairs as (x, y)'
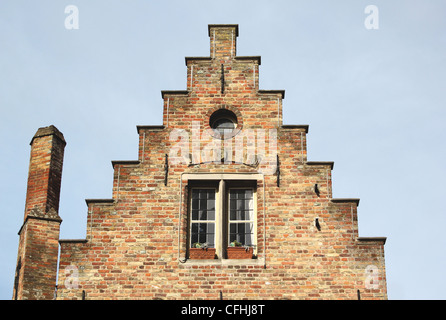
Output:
(54, 25), (387, 300)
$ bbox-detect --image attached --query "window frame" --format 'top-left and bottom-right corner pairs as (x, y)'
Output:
(227, 187), (256, 249)
(187, 179), (257, 259)
(208, 109), (239, 140)
(189, 187), (218, 249)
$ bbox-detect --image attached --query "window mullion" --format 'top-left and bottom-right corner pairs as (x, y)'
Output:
(216, 179), (225, 258)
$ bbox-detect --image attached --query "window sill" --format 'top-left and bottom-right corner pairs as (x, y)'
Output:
(180, 258), (264, 267)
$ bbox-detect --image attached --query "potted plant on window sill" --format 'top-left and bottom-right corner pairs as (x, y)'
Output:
(227, 241), (254, 259)
(189, 242), (216, 259)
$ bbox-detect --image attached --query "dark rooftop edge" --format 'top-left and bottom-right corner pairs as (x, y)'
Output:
(208, 24), (239, 37)
(281, 125), (309, 133)
(111, 160), (140, 168)
(161, 90), (189, 99)
(185, 56), (261, 65)
(331, 198), (360, 206)
(357, 237), (387, 245)
(258, 90), (285, 99)
(137, 125), (165, 134)
(59, 239), (88, 244)
(306, 161), (334, 170)
(85, 199), (115, 205)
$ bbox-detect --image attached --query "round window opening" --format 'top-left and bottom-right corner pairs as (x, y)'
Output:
(209, 109), (238, 139)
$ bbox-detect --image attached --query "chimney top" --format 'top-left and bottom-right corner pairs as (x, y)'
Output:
(208, 24), (239, 37)
(30, 125), (66, 146)
(208, 24), (239, 59)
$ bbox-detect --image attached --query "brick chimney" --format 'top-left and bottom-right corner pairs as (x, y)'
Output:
(13, 125), (66, 300)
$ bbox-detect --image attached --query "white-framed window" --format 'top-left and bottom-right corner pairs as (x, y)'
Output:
(187, 180), (257, 259)
(228, 188), (255, 247)
(190, 188), (216, 248)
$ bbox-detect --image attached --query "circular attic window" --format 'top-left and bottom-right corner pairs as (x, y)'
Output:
(209, 109), (238, 139)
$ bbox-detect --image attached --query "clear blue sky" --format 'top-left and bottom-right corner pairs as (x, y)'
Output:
(1, 0), (445, 300)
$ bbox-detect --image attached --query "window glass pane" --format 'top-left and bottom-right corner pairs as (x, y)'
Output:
(229, 210), (236, 221)
(230, 198), (236, 210)
(191, 222), (215, 248)
(244, 232), (252, 246)
(207, 199), (215, 211)
(208, 191), (216, 218)
(213, 118), (235, 136)
(191, 189), (216, 221)
(237, 199), (244, 210)
(191, 223), (199, 244)
(229, 222), (253, 246)
(206, 224), (215, 247)
(229, 189), (253, 221)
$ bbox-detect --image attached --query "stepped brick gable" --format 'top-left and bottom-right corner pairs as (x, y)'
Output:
(14, 25), (387, 300)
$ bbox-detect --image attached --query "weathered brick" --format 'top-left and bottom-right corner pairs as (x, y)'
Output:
(14, 25), (387, 300)
(13, 126), (65, 300)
